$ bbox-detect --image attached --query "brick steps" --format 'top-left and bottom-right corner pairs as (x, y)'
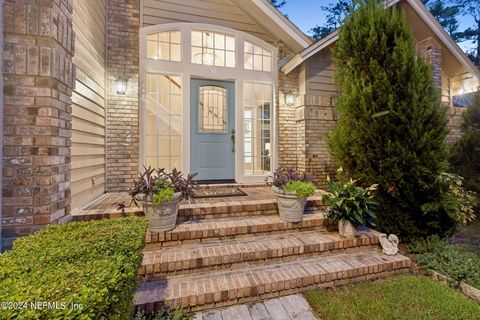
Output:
(134, 250), (411, 312)
(140, 229), (381, 278)
(177, 198), (325, 220)
(145, 211), (331, 245)
(72, 197), (325, 222)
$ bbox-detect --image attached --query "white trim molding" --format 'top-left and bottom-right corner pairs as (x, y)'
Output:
(139, 23), (278, 183)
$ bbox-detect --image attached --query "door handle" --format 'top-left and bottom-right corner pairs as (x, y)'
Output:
(231, 129), (235, 153)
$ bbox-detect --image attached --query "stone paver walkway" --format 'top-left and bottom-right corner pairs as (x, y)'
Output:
(194, 294), (318, 320)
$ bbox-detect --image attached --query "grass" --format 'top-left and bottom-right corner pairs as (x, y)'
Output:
(304, 275), (480, 320)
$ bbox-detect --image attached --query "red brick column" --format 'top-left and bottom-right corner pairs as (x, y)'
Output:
(2, 0), (74, 249)
(105, 0), (140, 192)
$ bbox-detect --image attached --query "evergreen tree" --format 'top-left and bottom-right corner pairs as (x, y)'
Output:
(450, 91), (480, 196)
(268, 0), (286, 9)
(310, 0), (358, 40)
(457, 0), (480, 66)
(312, 0), (461, 41)
(422, 0), (460, 40)
(328, 0), (451, 238)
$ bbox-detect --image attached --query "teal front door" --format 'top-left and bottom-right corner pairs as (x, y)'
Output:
(190, 79), (235, 181)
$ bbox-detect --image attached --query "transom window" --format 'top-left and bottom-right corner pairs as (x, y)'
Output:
(147, 31), (181, 61)
(199, 86), (228, 133)
(244, 41), (272, 72)
(191, 31), (235, 67)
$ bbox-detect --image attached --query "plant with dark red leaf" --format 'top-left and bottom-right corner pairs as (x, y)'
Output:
(265, 167), (316, 190)
(128, 166), (197, 207)
(169, 168), (198, 200)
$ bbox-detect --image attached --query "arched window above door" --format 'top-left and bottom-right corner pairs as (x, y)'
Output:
(191, 31), (235, 67)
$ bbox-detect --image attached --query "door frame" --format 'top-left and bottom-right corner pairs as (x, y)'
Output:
(139, 23), (278, 183)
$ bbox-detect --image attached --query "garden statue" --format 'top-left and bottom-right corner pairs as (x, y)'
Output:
(379, 234), (399, 255)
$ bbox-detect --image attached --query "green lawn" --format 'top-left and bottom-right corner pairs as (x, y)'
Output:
(304, 275), (480, 320)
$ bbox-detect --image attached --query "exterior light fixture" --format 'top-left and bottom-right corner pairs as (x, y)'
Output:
(284, 92), (295, 107)
(116, 77), (128, 95)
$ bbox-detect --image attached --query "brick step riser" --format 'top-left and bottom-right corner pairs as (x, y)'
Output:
(146, 222), (334, 246)
(71, 203), (327, 222)
(177, 201), (326, 220)
(136, 263), (410, 313)
(140, 239), (380, 279)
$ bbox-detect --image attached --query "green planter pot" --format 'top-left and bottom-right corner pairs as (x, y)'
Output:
(143, 192), (182, 232)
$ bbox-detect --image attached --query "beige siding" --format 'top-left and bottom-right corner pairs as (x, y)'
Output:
(305, 47), (338, 97)
(71, 0), (106, 212)
(142, 0), (275, 44)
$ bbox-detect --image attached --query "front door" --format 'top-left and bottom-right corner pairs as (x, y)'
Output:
(190, 79), (235, 181)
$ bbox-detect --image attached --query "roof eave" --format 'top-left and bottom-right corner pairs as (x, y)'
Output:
(281, 30), (339, 74)
(231, 0), (312, 53)
(282, 0), (479, 80)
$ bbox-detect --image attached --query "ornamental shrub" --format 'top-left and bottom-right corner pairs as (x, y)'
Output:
(0, 217), (148, 320)
(284, 181), (316, 198)
(153, 186), (175, 204)
(450, 91), (480, 198)
(422, 173), (477, 230)
(328, 0), (451, 239)
(322, 168), (378, 227)
(408, 236), (480, 288)
(133, 307), (193, 320)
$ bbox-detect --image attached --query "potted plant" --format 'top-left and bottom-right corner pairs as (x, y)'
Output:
(266, 168), (317, 223)
(129, 166), (197, 232)
(322, 168), (378, 237)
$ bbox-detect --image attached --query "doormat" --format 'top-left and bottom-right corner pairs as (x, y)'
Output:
(193, 187), (248, 198)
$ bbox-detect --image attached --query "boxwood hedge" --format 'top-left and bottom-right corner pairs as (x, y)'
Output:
(0, 217), (148, 320)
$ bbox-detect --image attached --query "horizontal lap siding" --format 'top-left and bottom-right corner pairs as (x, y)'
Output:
(142, 0), (275, 44)
(71, 0), (107, 212)
(306, 48), (338, 97)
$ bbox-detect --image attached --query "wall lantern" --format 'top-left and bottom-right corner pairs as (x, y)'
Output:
(284, 92), (295, 107)
(116, 77), (128, 95)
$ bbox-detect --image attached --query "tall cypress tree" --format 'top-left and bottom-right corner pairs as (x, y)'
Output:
(328, 0), (451, 238)
(450, 91), (480, 196)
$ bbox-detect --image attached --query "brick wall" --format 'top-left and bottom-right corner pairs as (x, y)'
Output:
(2, 0), (75, 250)
(418, 37), (465, 144)
(446, 107), (465, 144)
(278, 43), (301, 170)
(277, 43), (336, 187)
(296, 96), (337, 189)
(418, 37), (442, 88)
(105, 0), (140, 192)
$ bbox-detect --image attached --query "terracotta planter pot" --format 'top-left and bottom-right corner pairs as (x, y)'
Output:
(273, 186), (307, 223)
(143, 192), (182, 232)
(338, 220), (356, 237)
